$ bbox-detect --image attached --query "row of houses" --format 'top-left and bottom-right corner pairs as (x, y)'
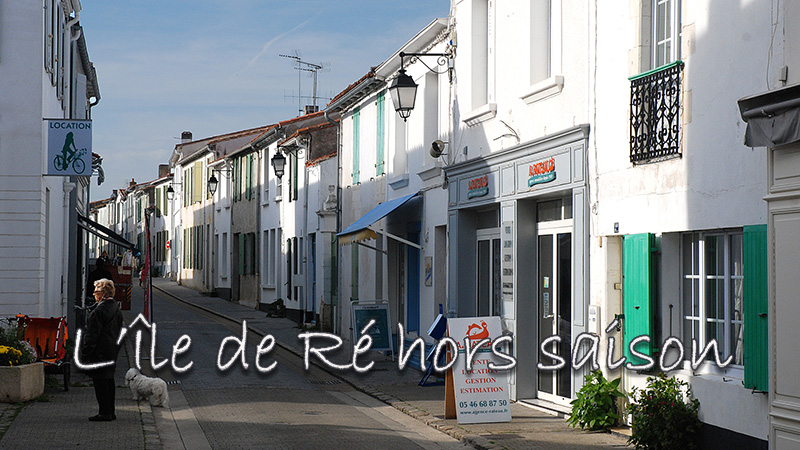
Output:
(86, 1), (800, 448)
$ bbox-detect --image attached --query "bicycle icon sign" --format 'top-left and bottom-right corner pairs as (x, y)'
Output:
(45, 119), (92, 177)
(54, 145), (87, 174)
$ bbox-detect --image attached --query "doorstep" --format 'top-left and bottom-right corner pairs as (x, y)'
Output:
(518, 398), (572, 416)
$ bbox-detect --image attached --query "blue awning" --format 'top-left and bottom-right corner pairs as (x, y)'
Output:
(337, 192), (419, 245)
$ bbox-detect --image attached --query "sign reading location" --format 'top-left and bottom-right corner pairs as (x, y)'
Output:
(44, 119), (92, 176)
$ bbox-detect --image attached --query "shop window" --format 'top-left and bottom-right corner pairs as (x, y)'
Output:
(536, 196), (572, 222)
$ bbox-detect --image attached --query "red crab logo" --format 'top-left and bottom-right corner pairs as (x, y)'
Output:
(466, 321), (489, 341)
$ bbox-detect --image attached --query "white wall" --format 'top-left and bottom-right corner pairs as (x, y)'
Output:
(591, 0), (773, 440)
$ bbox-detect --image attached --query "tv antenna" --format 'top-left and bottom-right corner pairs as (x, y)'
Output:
(280, 51), (330, 116)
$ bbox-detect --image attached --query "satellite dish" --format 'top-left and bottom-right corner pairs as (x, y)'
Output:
(430, 140), (446, 158)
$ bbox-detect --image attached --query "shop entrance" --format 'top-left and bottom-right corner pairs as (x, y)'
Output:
(476, 229), (502, 317)
(536, 198), (573, 404)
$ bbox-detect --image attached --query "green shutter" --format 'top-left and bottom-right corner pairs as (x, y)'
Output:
(376, 92), (385, 175)
(245, 154), (251, 200)
(155, 189), (161, 217)
(744, 224), (768, 391)
(622, 233), (657, 365)
(239, 234), (245, 275)
(353, 108), (360, 184)
(193, 161), (202, 203)
(351, 245), (359, 300)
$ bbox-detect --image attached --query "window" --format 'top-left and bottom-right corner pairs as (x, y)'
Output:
(221, 232), (228, 278)
(471, 0), (494, 108)
(653, 0), (681, 69)
(682, 231), (743, 365)
(530, 0), (562, 84)
(263, 228), (277, 286)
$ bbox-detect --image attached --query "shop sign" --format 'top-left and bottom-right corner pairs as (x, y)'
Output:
(467, 174), (489, 199)
(352, 302), (392, 352)
(448, 316), (512, 424)
(528, 157), (556, 187)
(44, 119), (92, 176)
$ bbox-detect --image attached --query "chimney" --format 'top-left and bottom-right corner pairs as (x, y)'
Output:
(158, 164), (170, 179)
(181, 131), (193, 143)
(304, 105), (319, 115)
(129, 178), (136, 188)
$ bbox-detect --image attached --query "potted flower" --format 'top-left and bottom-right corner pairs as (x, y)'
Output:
(0, 324), (43, 403)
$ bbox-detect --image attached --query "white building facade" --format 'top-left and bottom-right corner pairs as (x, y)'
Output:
(0, 0), (101, 326)
(591, 0), (771, 447)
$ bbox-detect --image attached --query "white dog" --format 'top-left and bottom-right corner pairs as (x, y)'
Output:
(125, 368), (170, 408)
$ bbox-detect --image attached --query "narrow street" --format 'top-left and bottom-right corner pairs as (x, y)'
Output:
(128, 284), (468, 449)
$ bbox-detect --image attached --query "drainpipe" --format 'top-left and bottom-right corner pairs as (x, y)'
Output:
(324, 111), (342, 335)
(302, 135), (311, 322)
(62, 181), (77, 316)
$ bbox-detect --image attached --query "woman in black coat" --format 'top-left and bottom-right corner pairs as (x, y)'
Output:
(83, 278), (124, 421)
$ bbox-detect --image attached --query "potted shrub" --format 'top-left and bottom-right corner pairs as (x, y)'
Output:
(627, 374), (702, 450)
(0, 325), (43, 403)
(567, 370), (626, 431)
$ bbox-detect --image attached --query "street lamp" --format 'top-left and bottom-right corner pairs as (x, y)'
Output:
(388, 68), (417, 121)
(166, 185), (175, 201)
(388, 51), (451, 121)
(271, 151), (286, 179)
(207, 173), (219, 196)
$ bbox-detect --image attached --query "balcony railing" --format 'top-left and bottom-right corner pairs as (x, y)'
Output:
(629, 61), (684, 164)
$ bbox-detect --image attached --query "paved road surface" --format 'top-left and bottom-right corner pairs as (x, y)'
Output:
(135, 288), (468, 449)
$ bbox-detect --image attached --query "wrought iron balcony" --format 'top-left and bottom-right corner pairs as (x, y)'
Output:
(629, 61), (684, 164)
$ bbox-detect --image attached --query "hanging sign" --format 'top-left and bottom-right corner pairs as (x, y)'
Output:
(43, 119), (92, 176)
(448, 316), (512, 424)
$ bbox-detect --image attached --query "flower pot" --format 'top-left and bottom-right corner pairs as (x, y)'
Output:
(0, 362), (44, 403)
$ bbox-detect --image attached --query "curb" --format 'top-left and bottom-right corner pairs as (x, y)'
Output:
(122, 317), (162, 450)
(152, 283), (490, 449)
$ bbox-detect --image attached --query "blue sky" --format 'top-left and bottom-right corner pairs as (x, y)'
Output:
(81, 1), (449, 201)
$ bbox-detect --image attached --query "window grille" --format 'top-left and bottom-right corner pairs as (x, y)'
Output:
(629, 61), (684, 163)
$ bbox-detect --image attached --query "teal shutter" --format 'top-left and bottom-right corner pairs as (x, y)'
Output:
(351, 245), (359, 300)
(622, 233), (657, 365)
(376, 92), (385, 175)
(245, 154), (251, 200)
(353, 108), (360, 184)
(743, 224), (768, 391)
(238, 234), (245, 275)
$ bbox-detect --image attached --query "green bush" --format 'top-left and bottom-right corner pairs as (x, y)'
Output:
(627, 374), (702, 450)
(567, 370), (625, 431)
